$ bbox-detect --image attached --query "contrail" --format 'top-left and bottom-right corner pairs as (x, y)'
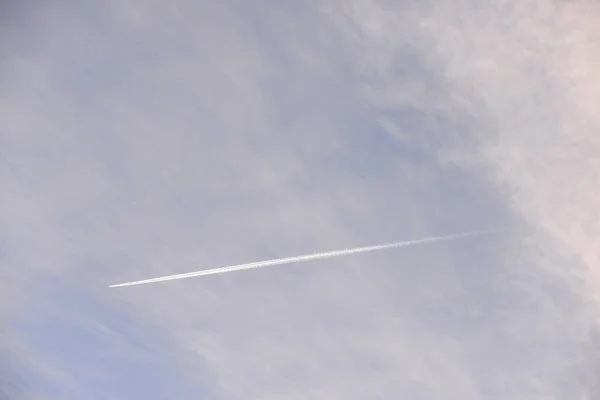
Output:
(109, 229), (497, 288)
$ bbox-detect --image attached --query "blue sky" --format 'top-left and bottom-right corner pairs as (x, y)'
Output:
(2, 0), (600, 399)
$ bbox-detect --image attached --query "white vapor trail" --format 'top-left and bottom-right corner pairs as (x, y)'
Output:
(109, 229), (497, 288)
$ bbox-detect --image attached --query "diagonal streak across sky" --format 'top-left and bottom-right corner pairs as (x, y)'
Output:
(109, 229), (497, 288)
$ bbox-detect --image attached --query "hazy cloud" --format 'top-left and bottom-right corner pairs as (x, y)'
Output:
(2, 0), (599, 399)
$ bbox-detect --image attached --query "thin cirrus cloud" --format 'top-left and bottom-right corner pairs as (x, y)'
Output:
(1, 0), (599, 399)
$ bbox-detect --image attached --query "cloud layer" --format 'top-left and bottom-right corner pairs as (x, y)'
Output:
(2, 0), (599, 399)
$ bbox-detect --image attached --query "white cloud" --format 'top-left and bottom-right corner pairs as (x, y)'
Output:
(2, 0), (599, 398)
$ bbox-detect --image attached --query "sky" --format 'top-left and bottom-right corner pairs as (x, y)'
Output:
(1, 0), (600, 399)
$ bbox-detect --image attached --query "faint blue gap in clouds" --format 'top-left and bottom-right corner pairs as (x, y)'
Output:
(322, 114), (507, 236)
(15, 270), (210, 400)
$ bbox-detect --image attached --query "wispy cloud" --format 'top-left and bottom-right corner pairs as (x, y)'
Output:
(2, 0), (599, 399)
